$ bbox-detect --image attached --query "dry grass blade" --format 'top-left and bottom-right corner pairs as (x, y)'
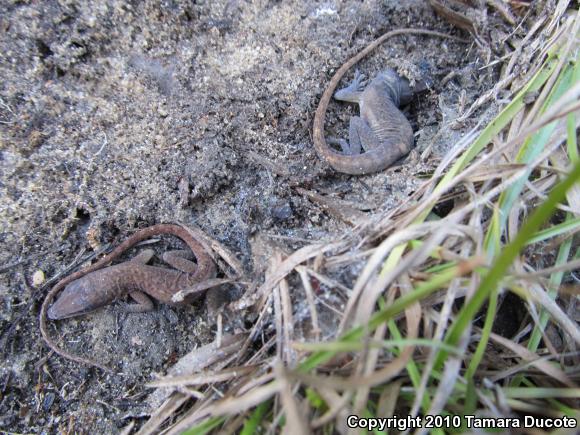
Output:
(272, 254), (285, 362)
(147, 366), (259, 388)
(376, 380), (403, 418)
(275, 363), (310, 434)
(311, 388), (352, 434)
(311, 388), (352, 429)
(339, 225), (436, 332)
(239, 241), (347, 311)
(143, 333), (247, 419)
(135, 394), (189, 435)
(166, 381), (281, 435)
(419, 333), (469, 435)
(353, 225), (460, 327)
(486, 331), (576, 387)
(353, 273), (421, 417)
(300, 266), (354, 297)
(296, 187), (369, 225)
(411, 219), (480, 418)
(526, 283), (580, 345)
(279, 267), (296, 365)
(296, 266), (322, 341)
(516, 258), (580, 278)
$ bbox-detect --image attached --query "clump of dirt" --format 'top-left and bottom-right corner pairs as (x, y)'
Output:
(0, 0), (503, 432)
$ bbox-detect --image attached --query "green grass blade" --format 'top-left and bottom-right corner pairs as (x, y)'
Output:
(465, 286), (497, 380)
(181, 416), (226, 435)
(567, 48), (580, 163)
(387, 320), (431, 411)
(527, 231), (573, 352)
(293, 338), (462, 355)
(525, 215), (580, 245)
(240, 401), (271, 435)
(484, 57), (576, 258)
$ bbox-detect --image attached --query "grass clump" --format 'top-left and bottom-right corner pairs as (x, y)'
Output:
(134, 5), (580, 434)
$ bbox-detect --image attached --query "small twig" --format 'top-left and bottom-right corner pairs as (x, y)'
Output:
(486, 0), (516, 25)
(0, 97), (16, 124)
(93, 132), (108, 156)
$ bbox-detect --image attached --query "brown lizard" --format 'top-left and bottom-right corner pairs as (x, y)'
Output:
(40, 223), (216, 370)
(313, 28), (467, 175)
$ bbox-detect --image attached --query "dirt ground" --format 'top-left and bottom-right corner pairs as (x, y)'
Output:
(0, 0), (499, 432)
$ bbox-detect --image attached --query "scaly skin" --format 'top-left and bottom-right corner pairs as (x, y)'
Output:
(313, 28), (466, 175)
(40, 223), (215, 371)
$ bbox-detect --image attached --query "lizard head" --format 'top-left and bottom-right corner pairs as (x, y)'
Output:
(47, 275), (115, 320)
(375, 69), (413, 107)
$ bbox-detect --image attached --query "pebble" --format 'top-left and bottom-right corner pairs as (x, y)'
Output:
(32, 270), (45, 287)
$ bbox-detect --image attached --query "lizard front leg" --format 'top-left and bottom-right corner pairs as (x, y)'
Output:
(348, 116), (384, 153)
(334, 70), (367, 103)
(126, 291), (154, 312)
(332, 70), (381, 155)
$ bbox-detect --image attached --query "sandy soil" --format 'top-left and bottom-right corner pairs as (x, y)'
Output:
(0, 0), (498, 432)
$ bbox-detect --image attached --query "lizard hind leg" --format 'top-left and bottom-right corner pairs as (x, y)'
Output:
(130, 249), (155, 264)
(162, 250), (197, 273)
(349, 116), (381, 152)
(163, 249), (215, 304)
(327, 137), (354, 155)
(328, 116), (373, 155)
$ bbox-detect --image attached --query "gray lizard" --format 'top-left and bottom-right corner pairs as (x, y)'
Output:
(313, 28), (464, 175)
(326, 68), (414, 171)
